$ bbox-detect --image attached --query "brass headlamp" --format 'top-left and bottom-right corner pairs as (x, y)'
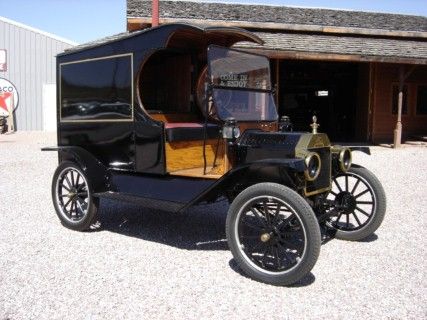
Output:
(304, 152), (321, 181)
(332, 146), (352, 172)
(339, 148), (352, 172)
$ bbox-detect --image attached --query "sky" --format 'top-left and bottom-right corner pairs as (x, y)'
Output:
(0, 0), (426, 44)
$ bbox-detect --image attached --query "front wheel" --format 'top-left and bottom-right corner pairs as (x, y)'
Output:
(326, 165), (386, 241)
(226, 183), (321, 286)
(51, 161), (99, 231)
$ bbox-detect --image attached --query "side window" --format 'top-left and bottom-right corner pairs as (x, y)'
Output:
(139, 51), (191, 113)
(60, 54), (133, 121)
(416, 85), (427, 115)
(391, 84), (408, 115)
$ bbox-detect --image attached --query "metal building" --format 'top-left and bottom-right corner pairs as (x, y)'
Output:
(0, 16), (76, 131)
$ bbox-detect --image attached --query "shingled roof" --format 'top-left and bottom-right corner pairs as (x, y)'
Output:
(127, 1), (427, 64)
(127, 0), (427, 35)
(237, 32), (427, 64)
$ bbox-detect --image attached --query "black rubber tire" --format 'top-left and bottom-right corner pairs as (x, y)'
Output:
(51, 161), (99, 231)
(332, 165), (386, 241)
(226, 183), (321, 286)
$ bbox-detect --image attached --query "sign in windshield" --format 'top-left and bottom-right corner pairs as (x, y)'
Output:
(208, 45), (271, 91)
(207, 46), (278, 122)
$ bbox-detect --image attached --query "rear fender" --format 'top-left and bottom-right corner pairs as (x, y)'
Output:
(183, 158), (305, 209)
(42, 146), (109, 193)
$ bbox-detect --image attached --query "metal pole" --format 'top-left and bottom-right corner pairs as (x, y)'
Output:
(152, 0), (159, 27)
(393, 66), (404, 148)
(275, 59), (280, 108)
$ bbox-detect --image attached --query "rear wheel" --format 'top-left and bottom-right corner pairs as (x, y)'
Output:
(226, 183), (321, 286)
(326, 165), (386, 241)
(52, 161), (99, 231)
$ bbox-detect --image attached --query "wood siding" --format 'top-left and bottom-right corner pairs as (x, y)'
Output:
(371, 64), (427, 142)
(355, 63), (371, 141)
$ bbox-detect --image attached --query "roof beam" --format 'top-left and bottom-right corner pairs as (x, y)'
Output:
(234, 48), (427, 65)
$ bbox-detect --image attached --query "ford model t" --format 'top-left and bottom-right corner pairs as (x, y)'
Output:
(43, 24), (386, 286)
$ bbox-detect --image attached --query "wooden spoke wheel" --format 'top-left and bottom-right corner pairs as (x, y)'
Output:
(226, 183), (321, 286)
(327, 165), (386, 241)
(52, 161), (99, 231)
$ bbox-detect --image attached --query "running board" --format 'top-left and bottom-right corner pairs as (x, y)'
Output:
(94, 192), (185, 213)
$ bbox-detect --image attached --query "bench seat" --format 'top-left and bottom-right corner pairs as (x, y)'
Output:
(165, 122), (220, 142)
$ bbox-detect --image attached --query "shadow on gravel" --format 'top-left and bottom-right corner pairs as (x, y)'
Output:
(95, 198), (379, 253)
(356, 233), (378, 242)
(321, 228), (379, 244)
(96, 198), (230, 251)
(228, 259), (315, 287)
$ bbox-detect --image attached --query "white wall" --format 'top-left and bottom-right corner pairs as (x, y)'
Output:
(42, 83), (56, 131)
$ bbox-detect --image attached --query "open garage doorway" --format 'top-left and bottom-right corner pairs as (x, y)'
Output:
(276, 60), (369, 142)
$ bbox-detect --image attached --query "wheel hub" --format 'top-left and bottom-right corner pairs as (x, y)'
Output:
(260, 233), (271, 242)
(67, 187), (78, 199)
(335, 191), (357, 213)
(260, 227), (283, 244)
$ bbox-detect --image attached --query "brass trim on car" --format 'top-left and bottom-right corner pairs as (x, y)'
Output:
(303, 185), (332, 197)
(59, 53), (134, 123)
(339, 147), (352, 172)
(295, 133), (332, 196)
(304, 152), (321, 181)
(295, 133), (331, 154)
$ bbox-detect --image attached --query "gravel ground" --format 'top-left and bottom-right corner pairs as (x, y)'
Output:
(0, 132), (426, 320)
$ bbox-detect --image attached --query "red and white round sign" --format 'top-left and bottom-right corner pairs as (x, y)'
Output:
(0, 78), (19, 117)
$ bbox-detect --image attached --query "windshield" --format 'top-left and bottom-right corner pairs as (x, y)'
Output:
(213, 89), (277, 121)
(207, 45), (278, 121)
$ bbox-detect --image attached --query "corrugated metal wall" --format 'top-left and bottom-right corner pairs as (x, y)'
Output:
(0, 17), (75, 130)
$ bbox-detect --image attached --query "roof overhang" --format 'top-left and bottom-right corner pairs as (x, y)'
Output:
(59, 23), (263, 57)
(127, 17), (427, 40)
(164, 24), (263, 49)
(234, 32), (427, 65)
(203, 26), (263, 45)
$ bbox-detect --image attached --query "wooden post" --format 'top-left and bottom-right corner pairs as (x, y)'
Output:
(152, 0), (159, 27)
(393, 66), (404, 148)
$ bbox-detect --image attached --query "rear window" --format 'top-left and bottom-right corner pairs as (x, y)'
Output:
(60, 54), (133, 121)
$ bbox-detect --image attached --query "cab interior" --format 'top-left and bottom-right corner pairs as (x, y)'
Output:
(138, 36), (277, 179)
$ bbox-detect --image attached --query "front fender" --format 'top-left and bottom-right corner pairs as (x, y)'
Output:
(349, 146), (371, 155)
(182, 158), (305, 210)
(42, 146), (109, 193)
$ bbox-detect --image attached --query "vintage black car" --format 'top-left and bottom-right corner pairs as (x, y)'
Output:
(43, 24), (386, 286)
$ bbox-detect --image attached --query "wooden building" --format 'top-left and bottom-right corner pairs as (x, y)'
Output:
(127, 1), (427, 143)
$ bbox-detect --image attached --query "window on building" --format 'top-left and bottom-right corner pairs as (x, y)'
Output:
(392, 84), (408, 115)
(416, 85), (427, 115)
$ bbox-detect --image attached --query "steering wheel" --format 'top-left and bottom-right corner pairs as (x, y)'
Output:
(195, 66), (219, 120)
